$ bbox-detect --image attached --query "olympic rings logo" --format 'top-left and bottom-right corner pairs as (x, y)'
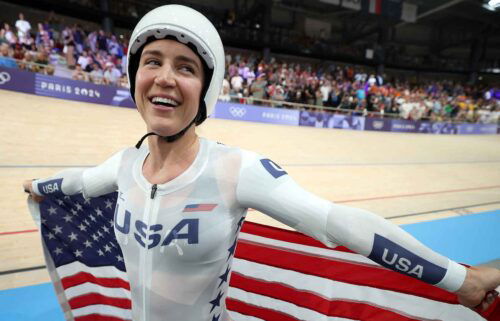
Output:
(229, 106), (246, 118)
(372, 120), (384, 129)
(0, 71), (11, 85)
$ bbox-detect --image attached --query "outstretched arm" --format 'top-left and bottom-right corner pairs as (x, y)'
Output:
(236, 153), (500, 311)
(23, 149), (125, 202)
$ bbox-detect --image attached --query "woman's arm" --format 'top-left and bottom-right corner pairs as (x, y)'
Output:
(24, 149), (125, 201)
(236, 152), (499, 310)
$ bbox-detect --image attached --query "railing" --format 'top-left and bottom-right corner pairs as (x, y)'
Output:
(225, 96), (481, 124)
(10, 59), (56, 76)
(225, 95), (395, 116)
(5, 58), (128, 88)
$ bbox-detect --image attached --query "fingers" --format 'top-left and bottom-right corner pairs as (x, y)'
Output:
(31, 193), (45, 203)
(457, 267), (500, 311)
(474, 290), (499, 312)
(486, 290), (499, 303)
(23, 179), (45, 203)
(23, 179), (33, 193)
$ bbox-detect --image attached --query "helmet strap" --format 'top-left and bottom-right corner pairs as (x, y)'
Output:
(162, 116), (197, 143)
(135, 115), (198, 149)
(135, 132), (157, 149)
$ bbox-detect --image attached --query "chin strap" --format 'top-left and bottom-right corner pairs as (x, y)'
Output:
(135, 132), (157, 149)
(135, 117), (197, 149)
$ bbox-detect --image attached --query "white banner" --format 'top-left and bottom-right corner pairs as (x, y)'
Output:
(342, 0), (361, 10)
(401, 2), (418, 22)
(319, 0), (341, 4)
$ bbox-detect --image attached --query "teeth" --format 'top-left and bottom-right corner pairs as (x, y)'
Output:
(151, 97), (179, 106)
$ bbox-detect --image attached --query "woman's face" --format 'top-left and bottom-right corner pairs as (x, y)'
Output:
(135, 39), (204, 136)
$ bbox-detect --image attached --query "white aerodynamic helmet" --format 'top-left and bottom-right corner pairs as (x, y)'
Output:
(127, 4), (225, 121)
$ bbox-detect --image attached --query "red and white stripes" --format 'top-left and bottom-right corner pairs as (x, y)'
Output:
(227, 223), (485, 321)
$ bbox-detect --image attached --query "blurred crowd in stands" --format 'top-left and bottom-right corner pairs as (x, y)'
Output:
(220, 52), (499, 124)
(0, 12), (128, 86)
(0, 12), (498, 125)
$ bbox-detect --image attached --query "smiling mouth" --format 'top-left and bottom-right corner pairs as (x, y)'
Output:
(150, 96), (180, 108)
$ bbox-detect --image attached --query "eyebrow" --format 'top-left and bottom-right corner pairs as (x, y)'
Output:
(141, 50), (201, 69)
(141, 49), (163, 57)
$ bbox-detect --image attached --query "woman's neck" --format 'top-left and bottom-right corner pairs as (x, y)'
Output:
(142, 128), (200, 185)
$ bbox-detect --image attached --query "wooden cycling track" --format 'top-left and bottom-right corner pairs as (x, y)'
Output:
(1, 89), (499, 290)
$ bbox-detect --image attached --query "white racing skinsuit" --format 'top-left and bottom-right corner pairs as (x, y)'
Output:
(32, 138), (466, 321)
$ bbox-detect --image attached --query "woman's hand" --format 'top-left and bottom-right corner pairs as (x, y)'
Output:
(456, 266), (500, 312)
(23, 180), (45, 203)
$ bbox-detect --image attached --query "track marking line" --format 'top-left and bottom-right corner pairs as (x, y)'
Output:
(334, 185), (500, 203)
(0, 229), (38, 236)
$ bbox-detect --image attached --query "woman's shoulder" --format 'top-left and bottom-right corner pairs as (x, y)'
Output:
(204, 138), (258, 157)
(203, 138), (264, 168)
(111, 145), (146, 165)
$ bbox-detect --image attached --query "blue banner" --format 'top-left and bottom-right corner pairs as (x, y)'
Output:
(213, 102), (300, 126)
(416, 121), (459, 134)
(299, 111), (365, 130)
(34, 73), (136, 108)
(390, 119), (419, 133)
(456, 123), (498, 135)
(365, 118), (392, 132)
(0, 67), (36, 93)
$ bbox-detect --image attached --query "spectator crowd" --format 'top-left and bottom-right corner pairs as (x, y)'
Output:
(220, 53), (499, 124)
(0, 12), (128, 86)
(0, 11), (498, 125)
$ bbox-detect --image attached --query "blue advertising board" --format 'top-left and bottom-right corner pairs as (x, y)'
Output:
(213, 102), (300, 126)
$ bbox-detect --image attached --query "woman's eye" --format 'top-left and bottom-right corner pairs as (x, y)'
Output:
(145, 59), (160, 66)
(179, 65), (195, 73)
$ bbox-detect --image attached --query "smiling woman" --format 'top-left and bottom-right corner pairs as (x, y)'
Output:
(134, 39), (205, 139)
(22, 4), (500, 321)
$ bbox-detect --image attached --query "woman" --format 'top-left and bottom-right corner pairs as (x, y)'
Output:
(24, 5), (499, 321)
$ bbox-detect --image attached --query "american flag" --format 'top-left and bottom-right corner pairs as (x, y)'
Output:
(31, 193), (499, 321)
(38, 193), (131, 321)
(183, 203), (218, 212)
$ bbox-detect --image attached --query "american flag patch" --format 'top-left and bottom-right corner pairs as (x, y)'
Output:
(183, 204), (217, 212)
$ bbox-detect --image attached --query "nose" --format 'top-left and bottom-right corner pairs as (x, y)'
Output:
(154, 65), (176, 88)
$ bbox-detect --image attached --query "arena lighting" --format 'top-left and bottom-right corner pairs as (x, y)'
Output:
(483, 4), (496, 11)
(488, 0), (500, 7)
(483, 0), (500, 10)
